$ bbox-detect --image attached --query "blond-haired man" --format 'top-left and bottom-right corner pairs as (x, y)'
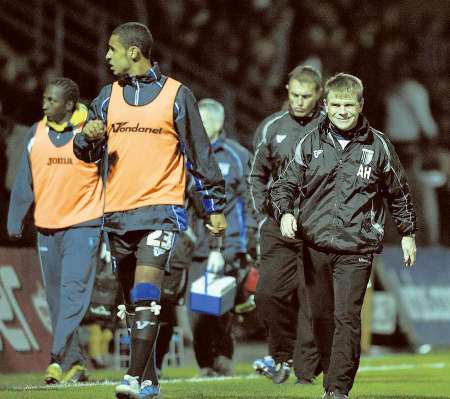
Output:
(271, 73), (417, 398)
(248, 65), (324, 384)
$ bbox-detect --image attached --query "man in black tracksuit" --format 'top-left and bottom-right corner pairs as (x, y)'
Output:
(248, 66), (323, 384)
(271, 73), (417, 398)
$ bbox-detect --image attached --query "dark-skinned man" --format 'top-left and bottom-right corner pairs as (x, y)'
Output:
(8, 78), (103, 384)
(73, 22), (226, 399)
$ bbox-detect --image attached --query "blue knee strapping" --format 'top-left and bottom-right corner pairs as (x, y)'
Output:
(130, 283), (160, 304)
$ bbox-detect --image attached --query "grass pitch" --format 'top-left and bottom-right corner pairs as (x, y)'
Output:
(0, 351), (449, 398)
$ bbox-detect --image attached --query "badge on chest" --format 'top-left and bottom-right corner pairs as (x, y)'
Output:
(357, 148), (374, 180)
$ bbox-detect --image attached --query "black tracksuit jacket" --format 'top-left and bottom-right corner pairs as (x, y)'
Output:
(270, 116), (417, 254)
(247, 107), (325, 224)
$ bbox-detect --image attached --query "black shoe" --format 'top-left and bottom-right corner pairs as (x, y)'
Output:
(322, 390), (349, 398)
(334, 390), (349, 398)
(295, 377), (315, 385)
(272, 361), (291, 384)
(213, 355), (234, 376)
(199, 367), (218, 377)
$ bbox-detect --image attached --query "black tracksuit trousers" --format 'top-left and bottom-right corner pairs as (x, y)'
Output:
(189, 259), (234, 368)
(304, 246), (372, 394)
(155, 235), (193, 371)
(255, 217), (321, 380)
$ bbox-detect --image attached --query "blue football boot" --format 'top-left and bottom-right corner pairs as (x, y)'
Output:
(139, 380), (161, 398)
(252, 355), (275, 379)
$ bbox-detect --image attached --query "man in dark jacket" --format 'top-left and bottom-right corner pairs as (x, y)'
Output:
(271, 73), (417, 398)
(73, 22), (226, 399)
(248, 65), (323, 384)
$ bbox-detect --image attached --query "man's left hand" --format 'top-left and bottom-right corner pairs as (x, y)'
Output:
(206, 213), (227, 235)
(280, 213), (297, 239)
(401, 236), (417, 267)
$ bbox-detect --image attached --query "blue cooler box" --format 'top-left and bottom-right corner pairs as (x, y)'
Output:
(189, 272), (237, 316)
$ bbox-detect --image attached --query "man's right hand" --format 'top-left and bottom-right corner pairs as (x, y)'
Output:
(206, 213), (227, 235)
(99, 241), (112, 264)
(206, 250), (225, 274)
(280, 213), (297, 238)
(83, 120), (106, 142)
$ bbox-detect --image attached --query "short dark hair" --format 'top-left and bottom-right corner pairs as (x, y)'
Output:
(48, 77), (80, 106)
(112, 22), (153, 59)
(288, 65), (322, 91)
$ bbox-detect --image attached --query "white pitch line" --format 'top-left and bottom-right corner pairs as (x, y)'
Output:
(2, 363), (446, 392)
(358, 362), (446, 372)
(2, 375), (259, 392)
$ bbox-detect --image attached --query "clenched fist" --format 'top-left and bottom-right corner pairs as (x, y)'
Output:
(206, 213), (227, 235)
(83, 119), (106, 142)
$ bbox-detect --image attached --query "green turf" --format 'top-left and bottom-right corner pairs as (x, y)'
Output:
(0, 351), (449, 398)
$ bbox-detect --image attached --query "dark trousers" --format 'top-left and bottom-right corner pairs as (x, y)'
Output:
(304, 246), (372, 394)
(155, 301), (177, 371)
(156, 266), (188, 370)
(189, 259), (234, 368)
(37, 227), (100, 371)
(255, 217), (320, 379)
(155, 234), (193, 370)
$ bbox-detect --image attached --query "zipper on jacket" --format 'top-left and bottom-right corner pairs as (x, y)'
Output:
(331, 157), (344, 246)
(133, 78), (140, 105)
(331, 201), (338, 246)
(331, 207), (337, 246)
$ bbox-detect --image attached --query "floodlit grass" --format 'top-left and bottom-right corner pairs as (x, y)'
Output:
(0, 351), (449, 398)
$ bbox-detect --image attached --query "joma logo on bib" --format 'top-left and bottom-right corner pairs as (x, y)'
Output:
(47, 157), (73, 166)
(110, 122), (162, 134)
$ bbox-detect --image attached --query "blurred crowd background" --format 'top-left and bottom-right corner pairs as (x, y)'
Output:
(0, 0), (449, 246)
